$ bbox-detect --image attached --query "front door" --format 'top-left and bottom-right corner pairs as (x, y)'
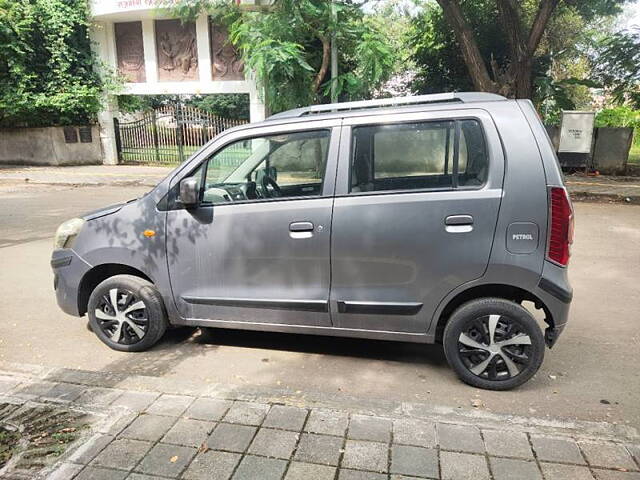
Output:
(166, 121), (340, 327)
(330, 110), (504, 334)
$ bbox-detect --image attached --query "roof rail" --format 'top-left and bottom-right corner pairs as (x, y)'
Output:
(268, 92), (506, 120)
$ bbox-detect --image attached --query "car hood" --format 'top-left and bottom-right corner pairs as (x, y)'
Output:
(82, 197), (139, 221)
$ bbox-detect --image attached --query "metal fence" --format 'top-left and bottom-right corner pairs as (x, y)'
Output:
(114, 105), (247, 165)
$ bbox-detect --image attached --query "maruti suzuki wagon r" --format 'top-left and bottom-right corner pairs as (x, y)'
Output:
(51, 93), (573, 390)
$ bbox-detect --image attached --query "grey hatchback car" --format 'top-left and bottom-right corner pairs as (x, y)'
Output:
(51, 92), (573, 390)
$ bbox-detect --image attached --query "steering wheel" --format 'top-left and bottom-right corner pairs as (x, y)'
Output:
(261, 175), (282, 198)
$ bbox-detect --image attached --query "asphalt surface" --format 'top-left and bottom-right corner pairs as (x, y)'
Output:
(0, 183), (638, 430)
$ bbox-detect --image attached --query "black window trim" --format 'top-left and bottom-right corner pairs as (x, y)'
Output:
(347, 116), (489, 196)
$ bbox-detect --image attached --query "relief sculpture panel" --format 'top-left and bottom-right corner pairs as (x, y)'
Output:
(155, 19), (199, 81)
(210, 21), (244, 81)
(115, 21), (146, 83)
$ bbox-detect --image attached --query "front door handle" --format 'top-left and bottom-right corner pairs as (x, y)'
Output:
(290, 221), (314, 232)
(445, 215), (474, 233)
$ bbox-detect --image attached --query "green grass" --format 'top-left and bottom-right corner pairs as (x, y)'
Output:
(121, 146), (246, 166)
(121, 146), (201, 165)
(121, 145), (251, 166)
(629, 141), (640, 165)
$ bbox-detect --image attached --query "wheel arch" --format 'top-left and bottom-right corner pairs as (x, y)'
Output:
(433, 283), (554, 343)
(77, 263), (153, 316)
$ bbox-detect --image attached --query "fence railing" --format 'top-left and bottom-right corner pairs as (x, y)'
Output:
(114, 105), (247, 165)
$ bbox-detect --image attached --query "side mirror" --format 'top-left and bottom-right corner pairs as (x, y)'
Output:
(179, 177), (200, 207)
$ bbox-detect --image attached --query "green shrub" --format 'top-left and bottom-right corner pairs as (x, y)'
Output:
(596, 107), (640, 148)
(0, 0), (107, 127)
(595, 107), (640, 129)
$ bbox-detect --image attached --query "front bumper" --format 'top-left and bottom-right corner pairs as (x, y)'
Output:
(51, 249), (91, 317)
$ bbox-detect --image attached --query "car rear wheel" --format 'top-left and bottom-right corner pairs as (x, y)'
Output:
(88, 274), (167, 352)
(443, 298), (545, 390)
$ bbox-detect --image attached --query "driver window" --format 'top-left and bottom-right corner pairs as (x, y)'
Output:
(201, 129), (331, 204)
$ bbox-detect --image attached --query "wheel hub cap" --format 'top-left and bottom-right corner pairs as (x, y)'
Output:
(95, 288), (148, 345)
(458, 314), (533, 381)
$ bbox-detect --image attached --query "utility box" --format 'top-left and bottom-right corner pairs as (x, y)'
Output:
(557, 111), (595, 169)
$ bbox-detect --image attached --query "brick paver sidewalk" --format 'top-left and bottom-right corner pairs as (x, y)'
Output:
(0, 364), (638, 480)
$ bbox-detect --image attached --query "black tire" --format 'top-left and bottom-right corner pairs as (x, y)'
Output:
(87, 274), (168, 352)
(443, 298), (545, 391)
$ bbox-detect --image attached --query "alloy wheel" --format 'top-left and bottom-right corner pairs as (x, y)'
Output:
(457, 314), (533, 381)
(95, 288), (148, 345)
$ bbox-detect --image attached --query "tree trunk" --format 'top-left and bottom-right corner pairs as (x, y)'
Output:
(437, 0), (558, 100)
(528, 0), (559, 56)
(435, 0), (497, 93)
(514, 58), (534, 98)
(312, 33), (331, 94)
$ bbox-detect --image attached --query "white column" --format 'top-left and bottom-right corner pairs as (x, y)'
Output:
(141, 19), (158, 84)
(97, 101), (119, 165)
(196, 14), (212, 83)
(90, 21), (119, 165)
(247, 73), (267, 122)
(249, 93), (267, 122)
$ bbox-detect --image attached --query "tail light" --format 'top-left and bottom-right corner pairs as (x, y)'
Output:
(547, 187), (574, 266)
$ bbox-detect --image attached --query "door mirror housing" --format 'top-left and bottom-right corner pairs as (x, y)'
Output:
(180, 177), (200, 207)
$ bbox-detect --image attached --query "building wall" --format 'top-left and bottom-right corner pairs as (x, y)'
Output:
(546, 125), (633, 174)
(0, 126), (102, 166)
(89, 1), (267, 164)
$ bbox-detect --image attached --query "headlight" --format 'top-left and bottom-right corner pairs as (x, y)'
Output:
(54, 218), (85, 250)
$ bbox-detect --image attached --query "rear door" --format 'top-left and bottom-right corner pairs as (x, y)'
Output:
(330, 109), (504, 334)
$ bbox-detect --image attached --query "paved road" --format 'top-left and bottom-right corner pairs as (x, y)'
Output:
(0, 183), (638, 430)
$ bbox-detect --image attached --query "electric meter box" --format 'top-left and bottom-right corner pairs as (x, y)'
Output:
(558, 111), (595, 154)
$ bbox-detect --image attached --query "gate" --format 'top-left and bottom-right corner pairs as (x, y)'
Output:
(114, 105), (247, 165)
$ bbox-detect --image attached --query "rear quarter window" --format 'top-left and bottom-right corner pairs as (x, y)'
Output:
(349, 118), (488, 194)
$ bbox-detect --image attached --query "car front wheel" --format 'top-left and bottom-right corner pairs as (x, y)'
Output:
(443, 298), (545, 390)
(87, 274), (168, 352)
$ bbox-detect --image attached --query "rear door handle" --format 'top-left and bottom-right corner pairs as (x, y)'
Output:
(445, 215), (473, 226)
(290, 221), (314, 232)
(445, 215), (474, 233)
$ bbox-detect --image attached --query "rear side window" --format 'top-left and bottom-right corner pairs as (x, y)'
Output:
(350, 119), (487, 193)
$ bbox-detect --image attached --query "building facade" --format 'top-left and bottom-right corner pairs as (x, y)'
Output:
(89, 0), (267, 164)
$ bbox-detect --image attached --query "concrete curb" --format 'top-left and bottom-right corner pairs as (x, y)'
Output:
(568, 190), (640, 204)
(3, 169), (640, 203)
(0, 177), (159, 188)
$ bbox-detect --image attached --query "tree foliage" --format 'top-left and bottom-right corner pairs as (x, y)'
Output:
(593, 27), (640, 108)
(118, 93), (250, 120)
(409, 0), (629, 102)
(162, 0), (395, 112)
(0, 0), (106, 127)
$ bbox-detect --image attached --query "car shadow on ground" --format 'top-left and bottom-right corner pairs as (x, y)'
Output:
(193, 326), (449, 366)
(95, 324), (449, 380)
